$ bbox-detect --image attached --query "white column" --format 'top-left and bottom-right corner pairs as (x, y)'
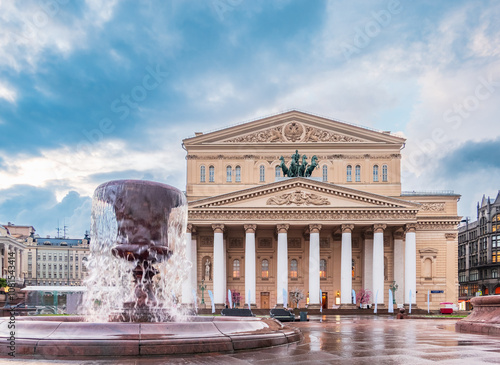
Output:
(405, 224), (417, 304)
(15, 247), (20, 280)
(341, 224), (354, 304)
(181, 224), (194, 304)
(19, 249), (24, 280)
(191, 228), (197, 301)
(372, 224), (386, 305)
(309, 224), (321, 306)
(276, 224), (289, 306)
(212, 224), (225, 305)
(3, 244), (9, 278)
(393, 229), (405, 304)
(363, 229), (373, 294)
(244, 225), (257, 306)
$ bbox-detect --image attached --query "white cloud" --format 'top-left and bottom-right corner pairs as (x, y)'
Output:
(0, 133), (186, 203)
(0, 0), (119, 72)
(0, 82), (17, 103)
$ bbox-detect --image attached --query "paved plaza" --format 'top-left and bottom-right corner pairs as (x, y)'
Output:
(6, 315), (500, 364)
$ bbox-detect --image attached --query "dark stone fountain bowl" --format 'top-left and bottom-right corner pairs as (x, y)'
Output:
(0, 316), (302, 358)
(93, 179), (186, 262)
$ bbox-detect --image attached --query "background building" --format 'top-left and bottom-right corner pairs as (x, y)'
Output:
(0, 224), (31, 286)
(181, 110), (460, 309)
(23, 234), (90, 287)
(458, 193), (500, 306)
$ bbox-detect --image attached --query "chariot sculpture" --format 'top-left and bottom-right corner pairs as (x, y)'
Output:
(279, 150), (318, 177)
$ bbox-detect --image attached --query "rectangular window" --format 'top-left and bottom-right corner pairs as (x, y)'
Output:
(259, 165), (265, 182)
(492, 269), (498, 278)
(382, 165), (388, 182)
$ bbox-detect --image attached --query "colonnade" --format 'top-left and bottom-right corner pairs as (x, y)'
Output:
(182, 223), (418, 307)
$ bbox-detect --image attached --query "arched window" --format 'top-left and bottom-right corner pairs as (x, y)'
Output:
(382, 165), (388, 182)
(209, 166), (215, 182)
(480, 217), (487, 235)
(235, 166), (241, 182)
(261, 259), (269, 278)
(290, 259), (298, 278)
(373, 165), (379, 182)
(232, 259), (240, 279)
(226, 166), (232, 182)
(355, 165), (361, 182)
(320, 259), (326, 278)
(346, 165), (352, 182)
(259, 165), (265, 182)
(275, 165), (281, 178)
(200, 165), (206, 182)
(322, 165), (328, 182)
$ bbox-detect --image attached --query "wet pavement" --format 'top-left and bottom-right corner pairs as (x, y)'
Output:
(6, 315), (500, 364)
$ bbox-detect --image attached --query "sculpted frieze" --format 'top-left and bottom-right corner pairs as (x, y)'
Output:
(222, 122), (364, 143)
(420, 203), (446, 212)
(189, 210), (417, 221)
(266, 190), (330, 206)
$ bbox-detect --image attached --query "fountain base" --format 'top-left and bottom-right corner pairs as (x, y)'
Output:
(1, 316), (301, 358)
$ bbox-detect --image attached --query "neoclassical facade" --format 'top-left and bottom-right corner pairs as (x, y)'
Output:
(0, 224), (31, 286)
(181, 111), (460, 309)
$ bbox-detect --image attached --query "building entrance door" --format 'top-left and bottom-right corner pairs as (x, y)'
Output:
(322, 292), (328, 309)
(260, 292), (270, 309)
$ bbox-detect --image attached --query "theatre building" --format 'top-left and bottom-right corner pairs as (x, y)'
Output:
(181, 110), (460, 309)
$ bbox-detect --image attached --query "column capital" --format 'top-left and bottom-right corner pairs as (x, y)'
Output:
(309, 224), (322, 234)
(445, 233), (457, 240)
(341, 224), (354, 233)
(244, 224), (257, 233)
(212, 224), (225, 233)
(276, 224), (289, 234)
(363, 228), (373, 239)
(405, 223), (417, 233)
(373, 224), (387, 233)
(393, 228), (405, 240)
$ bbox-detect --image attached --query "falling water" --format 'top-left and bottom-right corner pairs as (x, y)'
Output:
(82, 180), (190, 322)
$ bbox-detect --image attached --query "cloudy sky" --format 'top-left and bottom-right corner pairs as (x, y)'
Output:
(1, 0), (499, 238)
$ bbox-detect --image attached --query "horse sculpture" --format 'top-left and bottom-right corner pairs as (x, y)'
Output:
(279, 156), (289, 177)
(305, 155), (318, 177)
(298, 155), (308, 177)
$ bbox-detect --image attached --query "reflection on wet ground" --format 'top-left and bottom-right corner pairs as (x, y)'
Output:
(8, 315), (500, 364)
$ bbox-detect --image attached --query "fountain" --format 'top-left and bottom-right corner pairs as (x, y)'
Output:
(0, 180), (301, 359)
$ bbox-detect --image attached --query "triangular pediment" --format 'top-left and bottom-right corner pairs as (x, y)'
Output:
(419, 247), (439, 255)
(183, 110), (405, 146)
(188, 178), (420, 210)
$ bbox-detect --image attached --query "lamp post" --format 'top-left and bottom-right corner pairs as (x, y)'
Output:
(199, 279), (206, 304)
(390, 281), (398, 305)
(4, 286), (10, 306)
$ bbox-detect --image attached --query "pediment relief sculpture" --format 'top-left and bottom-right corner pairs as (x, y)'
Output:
(223, 122), (363, 143)
(266, 190), (330, 206)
